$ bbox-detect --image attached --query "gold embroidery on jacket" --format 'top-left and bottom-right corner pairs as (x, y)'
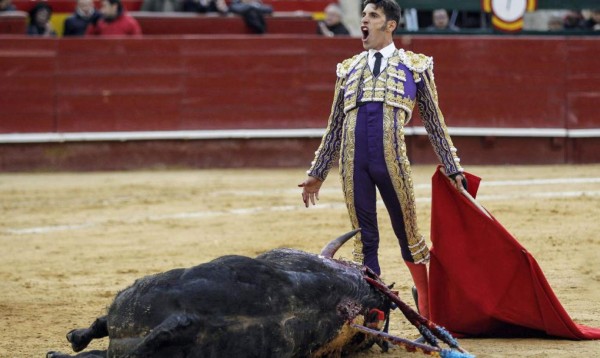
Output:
(417, 69), (462, 174)
(398, 49), (432, 73)
(338, 110), (363, 263)
(337, 52), (367, 78)
(343, 56), (368, 113)
(342, 51), (421, 118)
(308, 77), (347, 181)
(382, 107), (430, 263)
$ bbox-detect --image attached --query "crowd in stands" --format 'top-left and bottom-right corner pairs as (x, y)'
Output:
(406, 8), (600, 32)
(524, 9), (600, 31)
(0, 0), (15, 11)
(1, 0), (143, 36)
(564, 9), (600, 30)
(0, 0), (274, 35)
(1, 0), (599, 36)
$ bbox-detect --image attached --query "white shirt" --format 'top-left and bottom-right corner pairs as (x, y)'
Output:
(368, 42), (396, 74)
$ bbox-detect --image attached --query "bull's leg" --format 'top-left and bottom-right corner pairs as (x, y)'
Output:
(46, 349), (107, 358)
(125, 313), (201, 357)
(67, 316), (109, 352)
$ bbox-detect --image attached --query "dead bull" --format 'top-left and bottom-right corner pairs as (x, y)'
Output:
(47, 230), (472, 358)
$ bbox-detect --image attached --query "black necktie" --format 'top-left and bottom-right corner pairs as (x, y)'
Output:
(373, 52), (383, 76)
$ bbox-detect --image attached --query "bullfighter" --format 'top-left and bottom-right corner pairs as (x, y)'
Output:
(299, 0), (467, 319)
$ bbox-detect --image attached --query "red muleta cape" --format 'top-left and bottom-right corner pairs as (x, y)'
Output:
(428, 167), (600, 339)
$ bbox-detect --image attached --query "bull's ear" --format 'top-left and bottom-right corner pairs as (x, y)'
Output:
(319, 229), (361, 258)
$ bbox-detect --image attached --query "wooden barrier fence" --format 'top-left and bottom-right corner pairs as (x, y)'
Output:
(0, 35), (599, 170)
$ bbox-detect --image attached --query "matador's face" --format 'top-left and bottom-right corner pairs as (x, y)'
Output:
(360, 3), (395, 51)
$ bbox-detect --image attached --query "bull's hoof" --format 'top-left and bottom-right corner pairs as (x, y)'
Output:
(47, 351), (68, 358)
(67, 329), (90, 352)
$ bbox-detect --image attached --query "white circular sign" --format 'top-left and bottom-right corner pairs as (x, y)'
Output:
(491, 0), (527, 23)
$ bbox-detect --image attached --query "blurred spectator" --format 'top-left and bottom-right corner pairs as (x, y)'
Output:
(86, 0), (142, 36)
(0, 0), (16, 12)
(563, 10), (585, 29)
(63, 0), (98, 36)
(416, 9), (487, 31)
(426, 9), (459, 32)
(524, 10), (564, 31)
(547, 14), (564, 31)
(141, 0), (183, 12)
(317, 3), (349, 36)
(182, 0), (228, 14)
(229, 0), (272, 34)
(27, 2), (56, 36)
(338, 0), (361, 36)
(583, 9), (600, 30)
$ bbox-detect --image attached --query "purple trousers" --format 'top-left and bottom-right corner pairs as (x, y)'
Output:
(352, 102), (412, 275)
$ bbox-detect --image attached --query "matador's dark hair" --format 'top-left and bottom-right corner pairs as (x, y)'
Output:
(362, 0), (401, 27)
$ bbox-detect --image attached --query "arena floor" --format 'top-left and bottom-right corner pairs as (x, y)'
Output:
(1, 164), (599, 357)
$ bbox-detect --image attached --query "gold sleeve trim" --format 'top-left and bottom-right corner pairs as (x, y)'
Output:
(417, 68), (463, 175)
(307, 76), (347, 181)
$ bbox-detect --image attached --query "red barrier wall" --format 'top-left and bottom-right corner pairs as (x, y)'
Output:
(0, 35), (599, 170)
(409, 36), (566, 128)
(0, 12), (27, 34)
(131, 13), (317, 35)
(0, 36), (358, 133)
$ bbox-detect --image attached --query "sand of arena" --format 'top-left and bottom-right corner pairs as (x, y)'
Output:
(1, 164), (599, 357)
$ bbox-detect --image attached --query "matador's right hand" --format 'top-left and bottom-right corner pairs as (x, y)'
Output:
(298, 176), (323, 208)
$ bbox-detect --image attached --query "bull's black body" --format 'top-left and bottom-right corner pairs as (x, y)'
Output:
(47, 246), (389, 358)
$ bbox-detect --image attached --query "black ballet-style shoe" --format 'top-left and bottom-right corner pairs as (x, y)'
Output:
(412, 286), (419, 313)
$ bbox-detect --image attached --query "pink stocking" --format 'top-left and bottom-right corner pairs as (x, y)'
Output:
(405, 261), (430, 319)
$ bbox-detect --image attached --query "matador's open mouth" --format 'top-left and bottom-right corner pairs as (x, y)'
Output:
(361, 26), (369, 40)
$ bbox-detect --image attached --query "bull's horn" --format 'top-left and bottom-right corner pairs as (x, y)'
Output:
(320, 228), (361, 258)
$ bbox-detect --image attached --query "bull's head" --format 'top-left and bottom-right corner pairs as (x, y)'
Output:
(318, 229), (474, 358)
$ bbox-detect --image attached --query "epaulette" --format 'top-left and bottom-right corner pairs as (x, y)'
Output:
(336, 52), (367, 78)
(398, 49), (433, 73)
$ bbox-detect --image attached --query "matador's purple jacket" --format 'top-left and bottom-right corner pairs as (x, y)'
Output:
(307, 48), (463, 271)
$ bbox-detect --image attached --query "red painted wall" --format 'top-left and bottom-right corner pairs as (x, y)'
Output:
(0, 12), (27, 34)
(132, 14), (317, 35)
(0, 35), (599, 170)
(409, 36), (565, 128)
(0, 36), (358, 133)
(2, 36), (599, 132)
(408, 36), (600, 132)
